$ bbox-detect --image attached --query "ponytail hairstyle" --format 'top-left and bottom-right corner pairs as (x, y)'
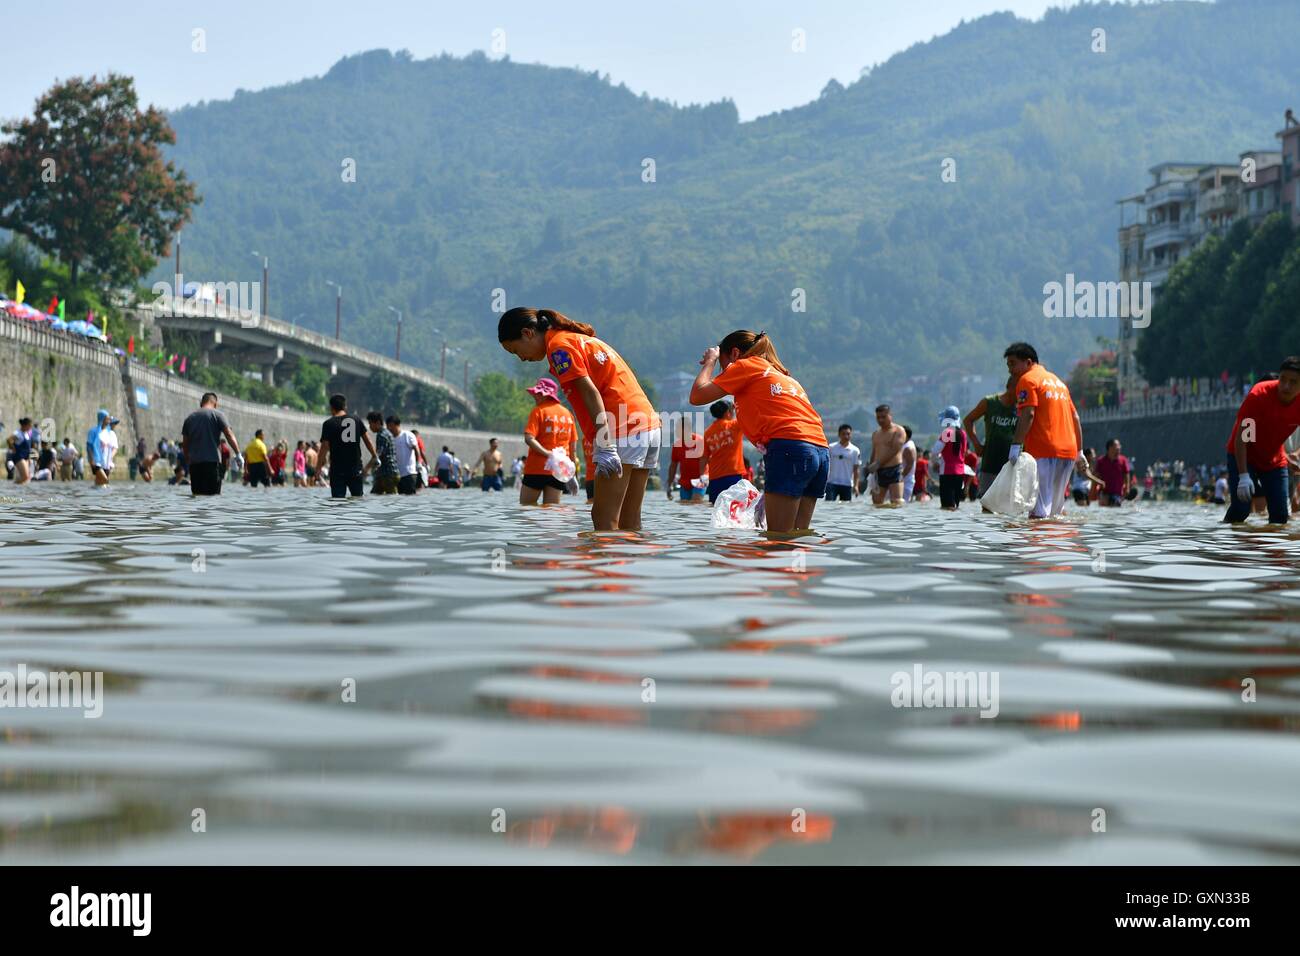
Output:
(718, 329), (789, 375)
(497, 307), (595, 343)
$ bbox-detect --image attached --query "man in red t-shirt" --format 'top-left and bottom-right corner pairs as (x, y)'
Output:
(1223, 357), (1300, 524)
(666, 428), (705, 501)
(1094, 438), (1135, 506)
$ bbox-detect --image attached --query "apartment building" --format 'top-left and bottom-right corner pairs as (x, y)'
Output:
(1115, 118), (1295, 400)
(1280, 120), (1300, 226)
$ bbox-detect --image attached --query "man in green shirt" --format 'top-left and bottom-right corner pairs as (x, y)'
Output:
(963, 375), (1019, 497)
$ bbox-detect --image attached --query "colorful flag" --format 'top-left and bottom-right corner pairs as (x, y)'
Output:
(179, 356), (187, 374)
(15, 280), (24, 304)
(166, 354), (176, 367)
(48, 296), (58, 315)
(58, 300), (66, 321)
(127, 336), (135, 355)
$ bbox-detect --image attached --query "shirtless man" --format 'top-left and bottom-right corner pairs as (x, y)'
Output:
(477, 438), (504, 492)
(867, 404), (907, 504)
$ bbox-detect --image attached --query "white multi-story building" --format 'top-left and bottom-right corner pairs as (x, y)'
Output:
(1115, 143), (1287, 400)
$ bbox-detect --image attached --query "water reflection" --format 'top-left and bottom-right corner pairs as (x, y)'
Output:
(1, 484), (1299, 863)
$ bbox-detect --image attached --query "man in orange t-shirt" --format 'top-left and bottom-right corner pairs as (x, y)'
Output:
(701, 400), (747, 503)
(1004, 341), (1083, 518)
(667, 429), (705, 502)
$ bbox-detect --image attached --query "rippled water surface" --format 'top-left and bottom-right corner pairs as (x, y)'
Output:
(2, 484), (1299, 864)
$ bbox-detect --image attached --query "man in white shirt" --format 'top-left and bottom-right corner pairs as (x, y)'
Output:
(825, 424), (861, 501)
(451, 453), (464, 488)
(901, 426), (918, 501)
(435, 446), (454, 487)
(387, 416), (423, 495)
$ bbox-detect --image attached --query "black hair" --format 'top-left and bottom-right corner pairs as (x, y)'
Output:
(366, 411), (383, 423)
(386, 415), (401, 426)
(498, 307), (595, 342)
(1279, 356), (1300, 374)
(709, 400), (731, 419)
(1106, 438), (1119, 450)
(904, 425), (913, 440)
(255, 429), (263, 438)
(838, 423), (852, 433)
(875, 404), (891, 414)
(329, 393), (347, 412)
(1004, 342), (1039, 363)
(200, 392), (218, 406)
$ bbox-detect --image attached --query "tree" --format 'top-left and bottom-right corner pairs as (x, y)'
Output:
(288, 356), (329, 411)
(473, 372), (533, 432)
(0, 74), (199, 289)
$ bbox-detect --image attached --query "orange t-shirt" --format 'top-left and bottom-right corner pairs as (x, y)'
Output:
(1015, 364), (1079, 460)
(522, 399), (577, 475)
(703, 417), (746, 479)
(545, 329), (659, 441)
(711, 356), (827, 448)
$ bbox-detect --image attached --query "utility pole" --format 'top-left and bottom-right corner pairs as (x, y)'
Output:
(327, 281), (342, 338)
(251, 250), (269, 318)
(387, 306), (403, 361)
(441, 342), (447, 379)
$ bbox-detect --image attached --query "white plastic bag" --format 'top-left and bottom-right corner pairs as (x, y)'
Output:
(712, 479), (764, 529)
(545, 447), (576, 482)
(981, 453), (1039, 516)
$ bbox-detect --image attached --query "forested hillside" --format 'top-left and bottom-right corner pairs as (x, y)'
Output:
(155, 0), (1300, 415)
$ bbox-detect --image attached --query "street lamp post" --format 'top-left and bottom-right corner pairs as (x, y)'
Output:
(326, 281), (342, 339)
(387, 306), (403, 362)
(251, 250), (269, 317)
(464, 360), (471, 395)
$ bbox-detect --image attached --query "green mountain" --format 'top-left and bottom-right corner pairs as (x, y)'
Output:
(156, 0), (1300, 421)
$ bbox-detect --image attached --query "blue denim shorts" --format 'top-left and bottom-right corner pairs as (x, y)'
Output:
(764, 439), (830, 499)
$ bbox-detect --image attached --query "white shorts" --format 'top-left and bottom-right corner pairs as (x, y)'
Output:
(903, 474), (915, 501)
(616, 427), (661, 470)
(1033, 456), (1076, 518)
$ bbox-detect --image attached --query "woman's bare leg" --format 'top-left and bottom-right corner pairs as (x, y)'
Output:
(794, 495), (818, 530)
(763, 492), (800, 533)
(542, 485), (564, 505)
(592, 469), (633, 530)
(617, 468), (651, 531)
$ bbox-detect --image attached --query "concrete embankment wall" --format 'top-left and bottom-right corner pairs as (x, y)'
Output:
(0, 316), (524, 470)
(1082, 408), (1239, 468)
(0, 318), (137, 452)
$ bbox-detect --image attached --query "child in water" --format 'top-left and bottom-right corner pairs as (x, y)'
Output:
(690, 330), (829, 534)
(519, 377), (578, 506)
(498, 308), (660, 532)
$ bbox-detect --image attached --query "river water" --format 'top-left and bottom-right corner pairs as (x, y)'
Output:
(1, 484), (1298, 864)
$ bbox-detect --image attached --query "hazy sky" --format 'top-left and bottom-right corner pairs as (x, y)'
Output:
(5, 0), (1084, 123)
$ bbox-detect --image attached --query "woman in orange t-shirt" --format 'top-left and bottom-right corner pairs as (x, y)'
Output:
(689, 329), (829, 534)
(499, 307), (660, 532)
(519, 376), (578, 506)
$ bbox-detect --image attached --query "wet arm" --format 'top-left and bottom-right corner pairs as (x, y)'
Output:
(573, 376), (611, 445)
(1012, 406), (1035, 445)
(963, 400), (987, 453)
